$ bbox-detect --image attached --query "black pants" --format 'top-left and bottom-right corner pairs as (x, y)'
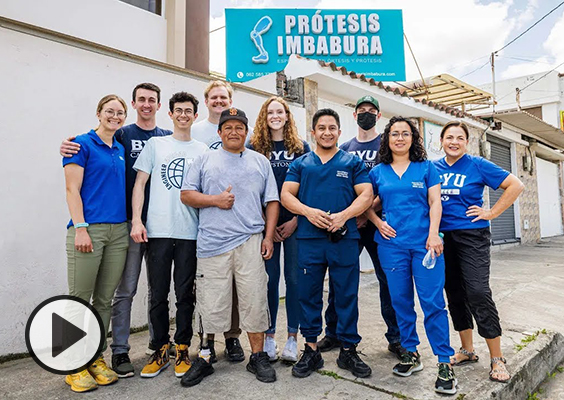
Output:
(147, 238), (197, 347)
(443, 228), (502, 339)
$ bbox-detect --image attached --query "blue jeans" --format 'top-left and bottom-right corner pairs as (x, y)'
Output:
(325, 224), (401, 344)
(378, 244), (454, 363)
(265, 232), (300, 334)
(110, 223), (154, 355)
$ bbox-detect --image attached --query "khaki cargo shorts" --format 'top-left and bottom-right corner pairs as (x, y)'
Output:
(195, 234), (269, 334)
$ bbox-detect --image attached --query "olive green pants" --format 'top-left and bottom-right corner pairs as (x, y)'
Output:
(66, 223), (129, 351)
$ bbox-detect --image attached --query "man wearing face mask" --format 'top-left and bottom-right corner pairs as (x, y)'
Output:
(317, 96), (405, 360)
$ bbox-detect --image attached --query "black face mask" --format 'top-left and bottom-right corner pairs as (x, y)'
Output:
(356, 112), (377, 131)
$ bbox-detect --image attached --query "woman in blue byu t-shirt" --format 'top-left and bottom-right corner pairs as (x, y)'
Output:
(367, 116), (457, 396)
(62, 95), (129, 392)
(434, 121), (524, 384)
(249, 97), (311, 363)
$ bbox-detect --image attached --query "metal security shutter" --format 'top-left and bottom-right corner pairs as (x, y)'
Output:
(487, 135), (517, 244)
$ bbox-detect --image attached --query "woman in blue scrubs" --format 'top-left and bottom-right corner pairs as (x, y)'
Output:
(367, 116), (456, 395)
(249, 96), (311, 362)
(434, 121), (523, 383)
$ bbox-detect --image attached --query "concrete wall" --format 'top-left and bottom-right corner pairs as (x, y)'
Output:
(515, 145), (541, 243)
(0, 23), (303, 357)
(0, 0), (167, 62)
(479, 70), (562, 121)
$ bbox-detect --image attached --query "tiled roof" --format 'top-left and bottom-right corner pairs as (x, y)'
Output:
(315, 60), (487, 125)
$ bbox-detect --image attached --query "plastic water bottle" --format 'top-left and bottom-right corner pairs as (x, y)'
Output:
(422, 233), (444, 269)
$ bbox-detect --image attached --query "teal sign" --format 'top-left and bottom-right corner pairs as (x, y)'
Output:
(225, 9), (405, 82)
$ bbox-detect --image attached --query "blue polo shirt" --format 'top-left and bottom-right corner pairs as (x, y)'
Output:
(369, 160), (441, 248)
(285, 149), (370, 240)
(63, 130), (126, 228)
(433, 154), (509, 231)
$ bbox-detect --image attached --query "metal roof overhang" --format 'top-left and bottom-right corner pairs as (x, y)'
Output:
(402, 74), (494, 109)
(493, 110), (564, 149)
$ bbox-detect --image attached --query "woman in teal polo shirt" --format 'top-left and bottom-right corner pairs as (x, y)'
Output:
(62, 95), (129, 393)
(367, 116), (456, 396)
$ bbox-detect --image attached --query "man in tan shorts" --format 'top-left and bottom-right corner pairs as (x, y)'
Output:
(180, 108), (280, 386)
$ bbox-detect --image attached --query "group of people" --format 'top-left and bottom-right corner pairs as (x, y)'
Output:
(60, 80), (524, 396)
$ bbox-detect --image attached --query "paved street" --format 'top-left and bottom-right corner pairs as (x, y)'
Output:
(1, 236), (563, 399)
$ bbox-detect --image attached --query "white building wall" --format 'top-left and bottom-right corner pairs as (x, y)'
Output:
(478, 70), (562, 118)
(0, 0), (167, 62)
(0, 24), (288, 356)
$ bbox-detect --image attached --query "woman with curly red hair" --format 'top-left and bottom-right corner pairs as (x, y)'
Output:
(249, 97), (310, 363)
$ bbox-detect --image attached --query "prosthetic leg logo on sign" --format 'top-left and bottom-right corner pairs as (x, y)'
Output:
(25, 295), (104, 375)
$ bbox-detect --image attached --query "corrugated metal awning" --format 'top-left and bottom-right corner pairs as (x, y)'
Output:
(402, 73), (494, 111)
(494, 110), (564, 148)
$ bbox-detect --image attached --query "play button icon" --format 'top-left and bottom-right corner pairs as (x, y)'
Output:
(25, 295), (104, 375)
(51, 312), (87, 358)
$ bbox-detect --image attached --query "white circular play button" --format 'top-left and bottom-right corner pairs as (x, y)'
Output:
(25, 295), (104, 375)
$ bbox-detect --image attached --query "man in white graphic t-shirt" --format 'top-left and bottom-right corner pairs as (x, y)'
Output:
(130, 92), (208, 379)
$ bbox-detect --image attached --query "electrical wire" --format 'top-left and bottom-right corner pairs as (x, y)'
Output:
(460, 59), (490, 78)
(517, 60), (564, 93)
(496, 1), (564, 53)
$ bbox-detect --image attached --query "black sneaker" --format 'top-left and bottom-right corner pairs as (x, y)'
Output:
(337, 345), (372, 378)
(292, 345), (324, 378)
(111, 353), (134, 378)
(435, 363), (457, 395)
(246, 352), (277, 383)
(180, 357), (214, 387)
(317, 336), (341, 352)
(388, 342), (408, 361)
(225, 338), (245, 363)
(393, 351), (423, 377)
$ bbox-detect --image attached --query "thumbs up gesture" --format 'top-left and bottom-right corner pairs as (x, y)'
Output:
(216, 185), (235, 209)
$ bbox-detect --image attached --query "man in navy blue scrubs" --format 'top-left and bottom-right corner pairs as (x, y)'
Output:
(319, 96), (404, 360)
(281, 108), (374, 379)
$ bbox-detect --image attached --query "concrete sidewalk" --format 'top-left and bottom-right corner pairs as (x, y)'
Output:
(1, 236), (563, 399)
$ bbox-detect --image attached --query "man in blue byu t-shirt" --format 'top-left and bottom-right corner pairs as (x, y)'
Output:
(320, 96), (404, 360)
(60, 83), (172, 377)
(281, 108), (374, 379)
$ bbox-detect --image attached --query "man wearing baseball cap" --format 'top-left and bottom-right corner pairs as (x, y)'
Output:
(180, 108), (280, 386)
(317, 95), (405, 360)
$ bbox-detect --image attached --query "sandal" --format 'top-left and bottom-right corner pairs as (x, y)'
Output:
(489, 357), (511, 383)
(450, 347), (479, 366)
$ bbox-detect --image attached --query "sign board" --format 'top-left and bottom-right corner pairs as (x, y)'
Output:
(560, 110), (564, 130)
(225, 9), (405, 82)
(423, 121), (444, 161)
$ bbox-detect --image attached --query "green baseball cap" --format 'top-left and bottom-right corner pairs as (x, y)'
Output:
(355, 95), (380, 111)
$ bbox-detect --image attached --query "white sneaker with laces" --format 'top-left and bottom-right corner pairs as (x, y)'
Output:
(280, 336), (298, 362)
(264, 336), (278, 361)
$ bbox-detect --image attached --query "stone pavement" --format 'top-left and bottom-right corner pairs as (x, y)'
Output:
(1, 236), (563, 400)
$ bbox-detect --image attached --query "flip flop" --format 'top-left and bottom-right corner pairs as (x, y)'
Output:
(450, 347), (479, 366)
(489, 357), (511, 383)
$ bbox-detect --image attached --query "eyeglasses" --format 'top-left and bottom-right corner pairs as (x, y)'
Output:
(390, 132), (412, 139)
(173, 108), (194, 116)
(104, 109), (126, 118)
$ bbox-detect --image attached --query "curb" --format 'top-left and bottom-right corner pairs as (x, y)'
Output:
(465, 330), (564, 399)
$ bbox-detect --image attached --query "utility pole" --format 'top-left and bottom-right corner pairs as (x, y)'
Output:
(490, 52), (496, 114)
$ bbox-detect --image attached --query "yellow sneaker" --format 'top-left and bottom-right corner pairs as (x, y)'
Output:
(87, 355), (118, 386)
(175, 344), (191, 377)
(65, 369), (98, 393)
(141, 343), (170, 378)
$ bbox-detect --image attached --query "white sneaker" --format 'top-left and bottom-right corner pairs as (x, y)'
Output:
(280, 336), (298, 362)
(264, 336), (278, 361)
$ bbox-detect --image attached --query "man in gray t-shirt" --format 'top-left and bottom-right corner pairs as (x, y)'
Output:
(180, 108), (279, 387)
